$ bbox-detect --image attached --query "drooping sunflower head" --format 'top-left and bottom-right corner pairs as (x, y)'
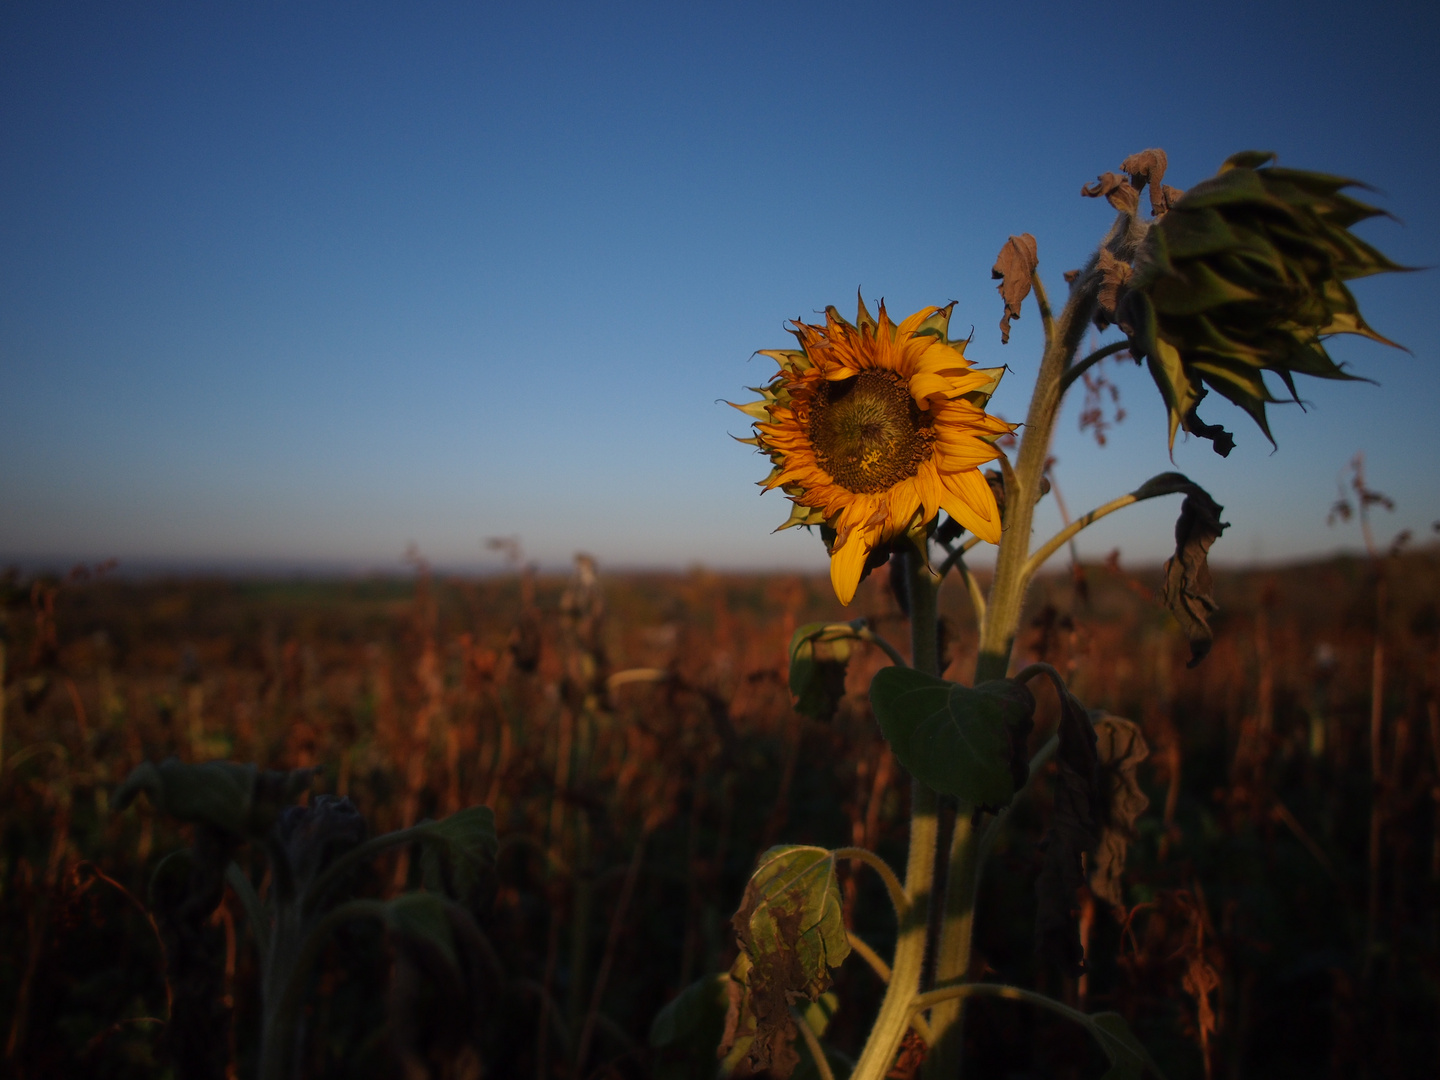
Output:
(1120, 151), (1409, 452)
(733, 296), (1016, 605)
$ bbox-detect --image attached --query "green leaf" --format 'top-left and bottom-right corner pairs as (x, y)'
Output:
(649, 972), (731, 1049)
(650, 973), (734, 1080)
(788, 622), (859, 721)
(414, 805), (498, 907)
(869, 667), (1035, 810)
(385, 891), (459, 974)
(1090, 1011), (1165, 1079)
(727, 846), (850, 1078)
(114, 758), (313, 840)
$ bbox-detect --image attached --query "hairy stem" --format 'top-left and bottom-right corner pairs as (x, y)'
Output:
(977, 259), (1103, 682)
(922, 232), (1113, 1078)
(849, 548), (940, 1080)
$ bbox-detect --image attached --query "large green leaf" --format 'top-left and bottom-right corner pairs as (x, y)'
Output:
(869, 668), (1034, 810)
(415, 805), (498, 907)
(114, 758), (313, 840)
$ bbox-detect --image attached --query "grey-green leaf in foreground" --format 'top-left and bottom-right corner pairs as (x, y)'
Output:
(649, 973), (733, 1080)
(1091, 1011), (1166, 1080)
(415, 805), (498, 908)
(788, 622), (857, 721)
(385, 891), (460, 975)
(649, 972), (730, 1050)
(869, 667), (1035, 810)
(114, 759), (313, 840)
(727, 845), (850, 1078)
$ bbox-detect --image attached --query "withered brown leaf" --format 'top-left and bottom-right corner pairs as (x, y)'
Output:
(992, 233), (1038, 344)
(721, 847), (848, 1078)
(1035, 686), (1100, 976)
(1094, 248), (1133, 331)
(1119, 148), (1183, 216)
(1161, 487), (1229, 666)
(1081, 172), (1140, 214)
(1088, 714), (1150, 913)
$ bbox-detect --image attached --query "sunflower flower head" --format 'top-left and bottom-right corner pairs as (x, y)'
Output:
(732, 296), (1016, 606)
(1118, 151), (1410, 452)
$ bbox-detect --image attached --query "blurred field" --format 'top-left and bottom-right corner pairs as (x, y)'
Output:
(2, 549), (1438, 1079)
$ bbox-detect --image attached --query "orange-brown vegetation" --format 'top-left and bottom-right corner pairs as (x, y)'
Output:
(2, 549), (1438, 1078)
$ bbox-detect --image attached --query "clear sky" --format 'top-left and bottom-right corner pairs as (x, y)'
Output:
(3, 0), (1437, 575)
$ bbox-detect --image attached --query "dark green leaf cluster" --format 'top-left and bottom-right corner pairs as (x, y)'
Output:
(1124, 151), (1408, 452)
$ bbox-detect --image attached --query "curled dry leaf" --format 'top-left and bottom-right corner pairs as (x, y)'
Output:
(1120, 148), (1183, 216)
(1088, 715), (1151, 912)
(1094, 249), (1134, 331)
(992, 233), (1039, 344)
(1081, 172), (1140, 214)
(1162, 487), (1229, 666)
(1035, 685), (1100, 976)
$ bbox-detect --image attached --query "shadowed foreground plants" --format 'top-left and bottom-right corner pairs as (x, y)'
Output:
(114, 758), (498, 1080)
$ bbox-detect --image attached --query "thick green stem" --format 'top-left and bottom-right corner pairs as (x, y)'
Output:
(924, 813), (982, 1076)
(978, 257), (1105, 681)
(923, 240), (1113, 1078)
(848, 549), (940, 1080)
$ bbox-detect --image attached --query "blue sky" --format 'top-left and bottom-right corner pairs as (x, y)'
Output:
(3, 0), (1437, 574)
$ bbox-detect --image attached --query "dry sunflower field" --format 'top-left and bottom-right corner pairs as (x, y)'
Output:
(2, 546), (1438, 1079)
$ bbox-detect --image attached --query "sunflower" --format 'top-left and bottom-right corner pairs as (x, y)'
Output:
(734, 296), (1015, 605)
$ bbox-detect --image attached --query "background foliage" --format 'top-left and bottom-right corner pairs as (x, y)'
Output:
(2, 549), (1438, 1077)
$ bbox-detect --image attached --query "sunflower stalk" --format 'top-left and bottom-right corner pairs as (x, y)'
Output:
(847, 546), (942, 1080)
(889, 242), (1102, 1080)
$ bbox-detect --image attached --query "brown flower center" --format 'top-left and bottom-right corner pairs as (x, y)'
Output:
(808, 369), (933, 493)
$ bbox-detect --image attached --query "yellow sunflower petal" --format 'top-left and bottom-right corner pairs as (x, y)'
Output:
(938, 468), (1002, 544)
(829, 529), (872, 607)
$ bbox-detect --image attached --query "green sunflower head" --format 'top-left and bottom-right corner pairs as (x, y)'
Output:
(1119, 151), (1411, 453)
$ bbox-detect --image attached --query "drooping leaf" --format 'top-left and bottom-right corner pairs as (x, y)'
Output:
(649, 972), (732, 1077)
(1091, 1011), (1166, 1079)
(788, 622), (858, 721)
(870, 667), (1035, 810)
(1161, 488), (1229, 666)
(992, 233), (1039, 344)
(1088, 715), (1151, 912)
(414, 805), (498, 908)
(385, 891), (461, 976)
(724, 846), (850, 1079)
(1082, 172), (1141, 214)
(1120, 148), (1182, 217)
(1035, 686), (1100, 976)
(114, 758), (314, 841)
